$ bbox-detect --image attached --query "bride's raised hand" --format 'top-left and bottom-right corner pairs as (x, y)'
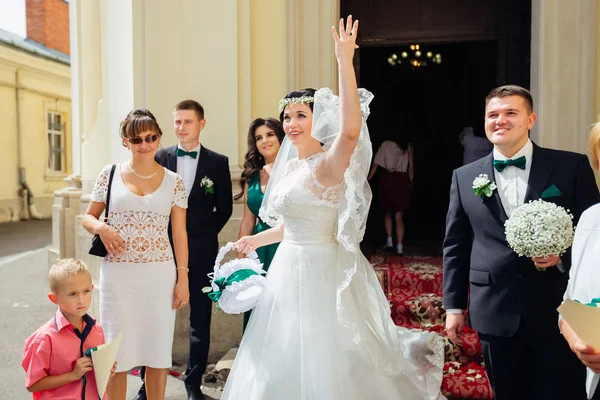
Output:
(331, 15), (359, 63)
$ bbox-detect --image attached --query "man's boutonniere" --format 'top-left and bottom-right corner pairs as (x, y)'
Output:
(472, 174), (497, 199)
(200, 176), (214, 194)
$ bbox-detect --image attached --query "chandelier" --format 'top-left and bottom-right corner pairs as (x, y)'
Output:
(387, 44), (442, 70)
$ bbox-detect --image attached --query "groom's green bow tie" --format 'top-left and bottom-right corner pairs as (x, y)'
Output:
(177, 148), (198, 159)
(493, 156), (526, 172)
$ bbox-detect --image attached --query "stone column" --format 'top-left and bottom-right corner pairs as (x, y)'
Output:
(75, 194), (102, 312)
(68, 0), (134, 322)
(530, 0), (597, 154)
(249, 0), (288, 118)
(49, 185), (83, 264)
(50, 0), (103, 266)
(288, 0), (340, 92)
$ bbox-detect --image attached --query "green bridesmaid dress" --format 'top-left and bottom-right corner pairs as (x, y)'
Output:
(243, 173), (279, 331)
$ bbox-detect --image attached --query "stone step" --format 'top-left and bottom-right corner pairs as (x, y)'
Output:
(215, 345), (238, 377)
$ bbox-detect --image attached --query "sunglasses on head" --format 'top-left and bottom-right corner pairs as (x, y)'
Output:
(127, 134), (159, 144)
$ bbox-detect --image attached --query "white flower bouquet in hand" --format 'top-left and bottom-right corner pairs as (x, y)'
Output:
(504, 199), (574, 258)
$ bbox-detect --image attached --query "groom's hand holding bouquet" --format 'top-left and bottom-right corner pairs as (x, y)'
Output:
(504, 199), (574, 270)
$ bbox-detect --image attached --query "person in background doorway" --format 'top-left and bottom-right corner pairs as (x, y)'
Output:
(459, 125), (493, 165)
(368, 138), (414, 254)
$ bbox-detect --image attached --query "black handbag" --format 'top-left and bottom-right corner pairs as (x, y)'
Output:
(89, 164), (116, 257)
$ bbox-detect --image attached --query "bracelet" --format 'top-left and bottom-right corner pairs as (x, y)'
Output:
(176, 267), (189, 272)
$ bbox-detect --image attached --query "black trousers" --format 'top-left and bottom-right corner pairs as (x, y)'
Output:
(478, 317), (586, 400)
(183, 267), (213, 390)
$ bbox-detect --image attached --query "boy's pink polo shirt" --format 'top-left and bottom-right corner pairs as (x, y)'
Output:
(22, 309), (105, 399)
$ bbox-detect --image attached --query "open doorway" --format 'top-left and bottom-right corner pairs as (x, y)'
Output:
(361, 41), (497, 249)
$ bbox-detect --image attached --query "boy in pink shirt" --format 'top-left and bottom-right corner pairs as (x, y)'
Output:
(22, 258), (115, 399)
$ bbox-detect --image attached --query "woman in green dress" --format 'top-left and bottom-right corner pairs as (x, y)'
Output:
(235, 117), (285, 330)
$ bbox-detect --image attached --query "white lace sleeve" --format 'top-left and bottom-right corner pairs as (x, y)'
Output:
(309, 155), (344, 204)
(171, 174), (188, 209)
(91, 165), (112, 203)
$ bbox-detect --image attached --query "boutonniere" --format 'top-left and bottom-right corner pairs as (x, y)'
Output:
(472, 174), (497, 199)
(200, 176), (214, 194)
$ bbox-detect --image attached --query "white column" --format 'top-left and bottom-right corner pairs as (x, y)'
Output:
(288, 0), (339, 92)
(51, 0), (105, 263)
(68, 0), (81, 178)
(72, 0), (139, 324)
(79, 0), (131, 195)
(140, 0), (240, 164)
(530, 0), (597, 154)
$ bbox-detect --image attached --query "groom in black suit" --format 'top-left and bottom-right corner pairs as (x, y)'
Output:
(136, 100), (232, 400)
(443, 85), (600, 400)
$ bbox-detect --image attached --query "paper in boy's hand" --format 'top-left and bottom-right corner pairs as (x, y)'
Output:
(89, 333), (122, 398)
(558, 299), (600, 350)
(557, 299), (600, 399)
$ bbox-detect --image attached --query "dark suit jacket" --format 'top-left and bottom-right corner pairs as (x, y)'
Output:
(443, 143), (600, 337)
(156, 145), (233, 271)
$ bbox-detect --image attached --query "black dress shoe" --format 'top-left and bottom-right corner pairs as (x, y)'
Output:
(134, 383), (147, 400)
(187, 387), (206, 400)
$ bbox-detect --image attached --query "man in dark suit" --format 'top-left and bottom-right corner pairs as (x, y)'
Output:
(136, 100), (233, 400)
(443, 85), (600, 400)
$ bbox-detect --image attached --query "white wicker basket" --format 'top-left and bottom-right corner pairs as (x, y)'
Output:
(205, 242), (267, 314)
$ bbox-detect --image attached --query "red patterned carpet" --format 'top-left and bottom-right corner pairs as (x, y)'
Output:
(370, 253), (494, 400)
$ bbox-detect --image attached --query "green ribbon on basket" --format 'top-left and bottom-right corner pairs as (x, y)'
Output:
(574, 298), (600, 307)
(207, 269), (260, 302)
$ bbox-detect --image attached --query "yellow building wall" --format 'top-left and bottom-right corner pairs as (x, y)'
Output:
(250, 0), (288, 120)
(0, 67), (19, 221)
(235, 1), (288, 166)
(0, 45), (71, 221)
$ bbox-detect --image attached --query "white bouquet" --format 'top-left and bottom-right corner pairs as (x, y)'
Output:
(504, 199), (574, 258)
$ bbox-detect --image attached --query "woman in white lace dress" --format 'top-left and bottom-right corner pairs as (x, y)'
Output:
(82, 109), (189, 400)
(227, 17), (445, 400)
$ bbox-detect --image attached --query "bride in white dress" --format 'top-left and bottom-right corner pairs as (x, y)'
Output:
(226, 16), (445, 400)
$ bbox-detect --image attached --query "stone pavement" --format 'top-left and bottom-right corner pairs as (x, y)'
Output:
(0, 220), (221, 399)
(0, 219), (52, 258)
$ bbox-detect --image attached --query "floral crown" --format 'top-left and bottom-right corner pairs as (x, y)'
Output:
(278, 96), (315, 113)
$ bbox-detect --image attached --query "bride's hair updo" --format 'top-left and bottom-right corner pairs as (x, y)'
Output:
(278, 88), (317, 122)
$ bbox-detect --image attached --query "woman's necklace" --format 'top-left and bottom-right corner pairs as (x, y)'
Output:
(128, 161), (158, 179)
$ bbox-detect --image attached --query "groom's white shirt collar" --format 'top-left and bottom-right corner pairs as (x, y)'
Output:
(176, 143), (201, 197)
(177, 143), (201, 153)
(493, 138), (533, 169)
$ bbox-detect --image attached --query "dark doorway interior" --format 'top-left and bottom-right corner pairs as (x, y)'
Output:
(342, 0), (532, 252)
(362, 41), (497, 246)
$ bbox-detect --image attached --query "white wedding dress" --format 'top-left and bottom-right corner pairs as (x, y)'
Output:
(221, 152), (445, 400)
